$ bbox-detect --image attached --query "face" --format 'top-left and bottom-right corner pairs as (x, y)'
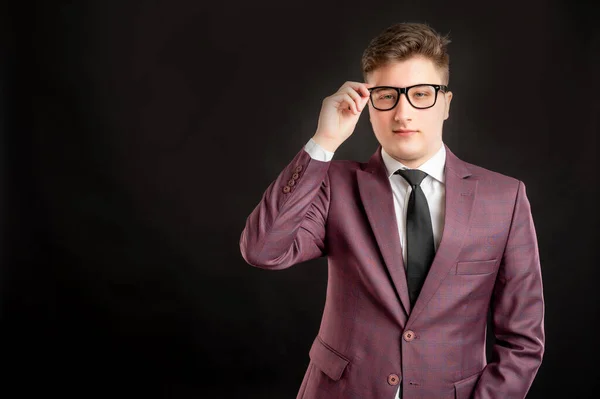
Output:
(366, 56), (453, 169)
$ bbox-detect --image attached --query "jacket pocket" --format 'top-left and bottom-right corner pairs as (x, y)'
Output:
(454, 370), (483, 399)
(456, 259), (498, 275)
(308, 336), (350, 381)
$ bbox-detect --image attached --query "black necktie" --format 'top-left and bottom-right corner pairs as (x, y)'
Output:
(394, 169), (435, 306)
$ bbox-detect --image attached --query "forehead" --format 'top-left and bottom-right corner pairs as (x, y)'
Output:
(367, 56), (444, 87)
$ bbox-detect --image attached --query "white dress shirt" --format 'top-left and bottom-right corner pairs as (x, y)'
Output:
(304, 138), (447, 399)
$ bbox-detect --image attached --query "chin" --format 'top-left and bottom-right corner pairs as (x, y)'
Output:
(388, 142), (423, 159)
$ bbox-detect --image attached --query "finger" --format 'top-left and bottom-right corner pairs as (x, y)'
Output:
(341, 87), (363, 110)
(326, 92), (355, 114)
(338, 93), (359, 114)
(343, 81), (373, 99)
(357, 84), (372, 98)
(359, 88), (372, 109)
(348, 87), (371, 112)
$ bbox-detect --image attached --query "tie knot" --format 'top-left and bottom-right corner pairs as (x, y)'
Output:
(395, 169), (428, 187)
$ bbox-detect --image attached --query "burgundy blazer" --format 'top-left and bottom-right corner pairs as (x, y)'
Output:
(240, 144), (544, 399)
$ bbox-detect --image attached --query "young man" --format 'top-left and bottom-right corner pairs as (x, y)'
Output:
(240, 22), (544, 399)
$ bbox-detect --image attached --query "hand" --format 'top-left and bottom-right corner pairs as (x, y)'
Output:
(313, 81), (373, 152)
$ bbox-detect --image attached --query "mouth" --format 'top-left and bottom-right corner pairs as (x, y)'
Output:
(393, 129), (417, 136)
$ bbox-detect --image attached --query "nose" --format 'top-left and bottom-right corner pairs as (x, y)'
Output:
(393, 93), (412, 121)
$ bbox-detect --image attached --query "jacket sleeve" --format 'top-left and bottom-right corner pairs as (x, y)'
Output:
(239, 147), (331, 270)
(473, 181), (545, 398)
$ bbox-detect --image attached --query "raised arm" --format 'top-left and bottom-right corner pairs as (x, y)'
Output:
(239, 147), (332, 269)
(240, 80), (372, 270)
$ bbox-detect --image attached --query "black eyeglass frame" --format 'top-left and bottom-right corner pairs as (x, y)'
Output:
(367, 84), (449, 110)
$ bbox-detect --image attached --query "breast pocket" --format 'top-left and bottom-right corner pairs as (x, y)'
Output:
(455, 259), (498, 275)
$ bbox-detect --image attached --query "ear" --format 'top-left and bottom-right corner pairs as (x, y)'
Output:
(443, 91), (453, 120)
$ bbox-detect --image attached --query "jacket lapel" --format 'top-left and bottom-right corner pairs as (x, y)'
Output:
(356, 144), (478, 324)
(357, 146), (412, 317)
(406, 144), (478, 326)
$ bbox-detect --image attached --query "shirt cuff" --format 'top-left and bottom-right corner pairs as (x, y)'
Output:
(304, 138), (334, 162)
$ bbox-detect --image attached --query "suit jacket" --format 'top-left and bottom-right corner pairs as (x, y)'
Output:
(239, 143), (545, 399)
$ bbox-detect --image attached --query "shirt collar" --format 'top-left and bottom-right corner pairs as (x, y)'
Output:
(381, 143), (446, 184)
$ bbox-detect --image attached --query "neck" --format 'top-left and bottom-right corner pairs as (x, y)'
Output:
(389, 143), (443, 169)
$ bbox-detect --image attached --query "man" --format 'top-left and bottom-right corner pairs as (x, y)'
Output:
(239, 22), (544, 399)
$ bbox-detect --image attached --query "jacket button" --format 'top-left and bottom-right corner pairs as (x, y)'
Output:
(283, 186), (291, 193)
(403, 330), (415, 341)
(387, 374), (400, 386)
(295, 165), (303, 173)
(292, 172), (300, 180)
(287, 179), (295, 186)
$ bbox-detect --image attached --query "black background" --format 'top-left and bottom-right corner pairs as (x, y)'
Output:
(1, 0), (598, 397)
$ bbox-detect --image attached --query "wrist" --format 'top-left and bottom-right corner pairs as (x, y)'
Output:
(312, 134), (341, 153)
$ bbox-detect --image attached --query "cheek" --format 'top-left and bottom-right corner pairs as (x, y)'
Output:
(371, 117), (389, 134)
(428, 109), (446, 126)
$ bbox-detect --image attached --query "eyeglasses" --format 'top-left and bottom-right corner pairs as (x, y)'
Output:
(367, 84), (449, 110)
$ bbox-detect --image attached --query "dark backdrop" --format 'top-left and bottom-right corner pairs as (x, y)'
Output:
(2, 0), (598, 397)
